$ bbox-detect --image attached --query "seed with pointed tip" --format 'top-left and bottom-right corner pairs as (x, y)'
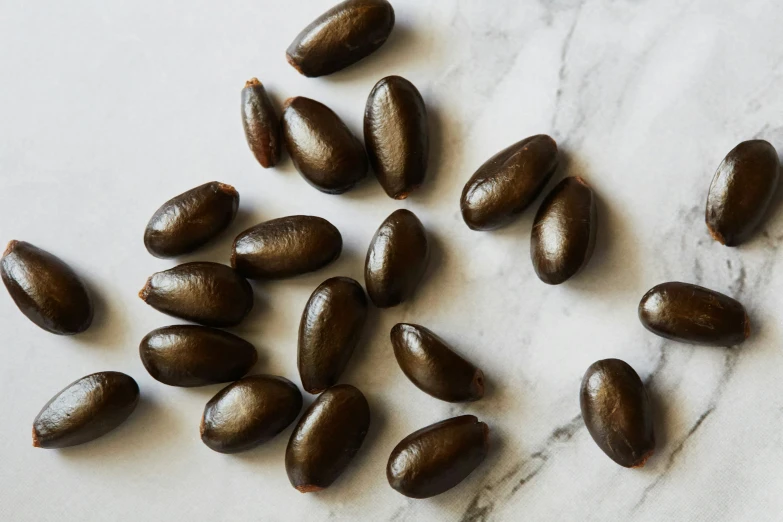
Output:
(201, 375), (302, 453)
(1, 240), (93, 335)
(580, 359), (655, 468)
(33, 372), (139, 449)
(286, 0), (395, 78)
(638, 282), (750, 346)
(140, 325), (257, 387)
(299, 277), (368, 394)
(531, 176), (597, 285)
(461, 135), (559, 231)
(282, 97), (368, 194)
(364, 75), (428, 199)
(139, 262), (253, 327)
(143, 181), (239, 258)
(285, 384), (370, 493)
(241, 78), (281, 168)
(231, 216), (342, 279)
(390, 323), (484, 402)
(706, 139), (780, 246)
(387, 415), (489, 498)
(365, 209), (429, 308)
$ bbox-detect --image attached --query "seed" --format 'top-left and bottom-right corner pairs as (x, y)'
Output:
(531, 176), (597, 285)
(1, 240), (93, 335)
(580, 359), (655, 468)
(139, 262), (253, 327)
(241, 78), (281, 168)
(387, 415), (489, 498)
(638, 281), (750, 346)
(286, 0), (395, 78)
(299, 277), (368, 394)
(140, 325), (257, 387)
(33, 372), (139, 448)
(143, 182), (239, 258)
(231, 216), (342, 279)
(201, 375), (302, 453)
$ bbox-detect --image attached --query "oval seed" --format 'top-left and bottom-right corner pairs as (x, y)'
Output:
(241, 78), (281, 168)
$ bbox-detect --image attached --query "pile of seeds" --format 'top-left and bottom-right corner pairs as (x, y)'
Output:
(2, 0), (779, 500)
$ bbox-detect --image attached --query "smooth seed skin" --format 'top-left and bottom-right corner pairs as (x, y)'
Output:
(638, 282), (750, 346)
(143, 182), (239, 258)
(365, 209), (429, 308)
(282, 97), (368, 194)
(390, 323), (484, 402)
(241, 78), (281, 168)
(580, 359), (655, 468)
(139, 262), (253, 327)
(299, 278), (368, 394)
(705, 139), (780, 246)
(140, 325), (257, 387)
(460, 135), (558, 231)
(364, 76), (429, 199)
(1, 240), (93, 335)
(286, 384), (370, 492)
(231, 216), (342, 280)
(387, 415), (489, 499)
(286, 0), (395, 78)
(33, 372), (139, 449)
(200, 375), (302, 453)
(531, 176), (597, 285)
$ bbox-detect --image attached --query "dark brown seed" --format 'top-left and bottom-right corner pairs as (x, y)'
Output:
(143, 182), (239, 258)
(1, 240), (93, 335)
(705, 139), (780, 246)
(531, 176), (597, 285)
(285, 384), (370, 493)
(638, 282), (750, 346)
(241, 78), (281, 168)
(286, 0), (395, 78)
(365, 209), (429, 308)
(580, 359), (655, 468)
(33, 372), (139, 449)
(299, 277), (368, 394)
(364, 76), (428, 199)
(231, 216), (342, 280)
(460, 135), (559, 231)
(200, 375), (302, 453)
(390, 324), (483, 402)
(140, 325), (257, 387)
(282, 97), (368, 194)
(139, 262), (253, 327)
(387, 415), (489, 499)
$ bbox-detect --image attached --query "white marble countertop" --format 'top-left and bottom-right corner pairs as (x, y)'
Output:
(2, 0), (783, 520)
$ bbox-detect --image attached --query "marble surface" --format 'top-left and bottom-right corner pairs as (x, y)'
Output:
(2, 0), (783, 520)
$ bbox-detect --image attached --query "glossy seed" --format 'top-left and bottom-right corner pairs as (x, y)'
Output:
(201, 375), (302, 453)
(706, 139), (780, 246)
(282, 97), (368, 194)
(33, 372), (139, 449)
(364, 76), (428, 199)
(231, 216), (342, 279)
(241, 78), (281, 168)
(1, 240), (93, 335)
(460, 135), (559, 231)
(365, 209), (429, 308)
(387, 415), (489, 499)
(286, 384), (370, 492)
(299, 277), (368, 394)
(143, 182), (239, 258)
(531, 176), (597, 285)
(638, 282), (750, 346)
(139, 262), (253, 327)
(286, 0), (395, 78)
(140, 325), (257, 387)
(580, 359), (655, 468)
(390, 324), (483, 402)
